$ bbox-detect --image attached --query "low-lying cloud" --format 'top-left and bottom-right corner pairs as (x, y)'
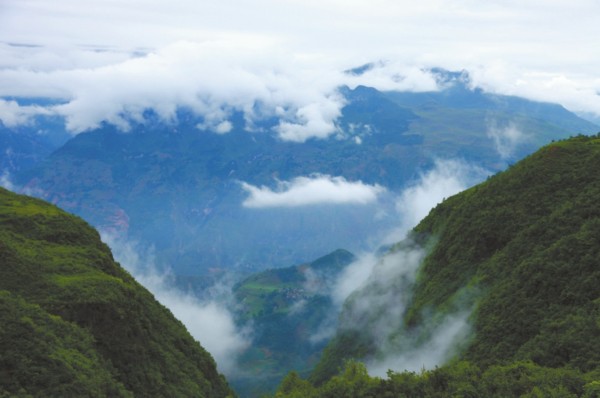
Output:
(100, 233), (250, 376)
(384, 159), (489, 244)
(339, 244), (425, 339)
(486, 121), (529, 159)
(319, 159), (486, 310)
(2, 37), (599, 143)
(241, 174), (385, 208)
(367, 311), (472, 377)
(0, 170), (44, 197)
(335, 240), (473, 378)
(311, 158), (487, 373)
(331, 252), (379, 307)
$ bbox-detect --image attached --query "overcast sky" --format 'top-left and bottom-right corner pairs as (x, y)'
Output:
(1, 0), (599, 139)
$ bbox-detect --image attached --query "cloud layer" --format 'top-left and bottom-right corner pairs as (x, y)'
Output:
(241, 174), (385, 208)
(2, 1), (600, 141)
(0, 40), (442, 141)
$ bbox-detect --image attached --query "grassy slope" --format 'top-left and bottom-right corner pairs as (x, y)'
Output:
(300, 135), (600, 396)
(0, 187), (233, 397)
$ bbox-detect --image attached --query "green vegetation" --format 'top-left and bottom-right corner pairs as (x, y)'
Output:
(229, 249), (355, 397)
(0, 187), (233, 397)
(234, 249), (354, 320)
(274, 135), (600, 397)
(273, 360), (600, 398)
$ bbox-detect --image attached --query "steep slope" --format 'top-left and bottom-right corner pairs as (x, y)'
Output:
(410, 134), (600, 370)
(301, 135), (600, 395)
(0, 187), (233, 397)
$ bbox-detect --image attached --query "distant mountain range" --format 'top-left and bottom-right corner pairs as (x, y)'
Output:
(6, 69), (598, 277)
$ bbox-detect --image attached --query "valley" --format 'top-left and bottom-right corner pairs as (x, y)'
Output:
(2, 70), (600, 398)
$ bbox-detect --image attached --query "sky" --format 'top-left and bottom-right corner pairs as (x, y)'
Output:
(1, 0), (600, 141)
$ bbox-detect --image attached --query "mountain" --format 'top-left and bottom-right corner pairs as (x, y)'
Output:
(277, 135), (600, 396)
(229, 249), (355, 397)
(0, 187), (233, 397)
(11, 76), (599, 276)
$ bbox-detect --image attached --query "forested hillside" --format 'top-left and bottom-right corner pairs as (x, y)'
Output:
(274, 135), (600, 397)
(0, 188), (233, 397)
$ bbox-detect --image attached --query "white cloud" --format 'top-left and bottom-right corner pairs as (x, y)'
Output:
(387, 159), (489, 242)
(344, 61), (440, 92)
(0, 99), (52, 127)
(487, 121), (529, 159)
(367, 311), (471, 377)
(0, 39), (445, 141)
(340, 247), (425, 335)
(0, 40), (356, 140)
(100, 233), (250, 376)
(329, 159), (488, 306)
(470, 65), (600, 121)
(1, 2), (599, 141)
(214, 120), (233, 134)
(330, 239), (473, 377)
(331, 252), (379, 307)
(0, 169), (45, 197)
(240, 174), (385, 208)
(0, 170), (16, 191)
(275, 97), (345, 142)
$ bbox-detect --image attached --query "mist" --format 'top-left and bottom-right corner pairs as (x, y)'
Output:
(0, 171), (16, 191)
(314, 158), (488, 375)
(100, 233), (250, 376)
(487, 121), (530, 160)
(367, 311), (472, 377)
(384, 159), (488, 245)
(334, 238), (474, 378)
